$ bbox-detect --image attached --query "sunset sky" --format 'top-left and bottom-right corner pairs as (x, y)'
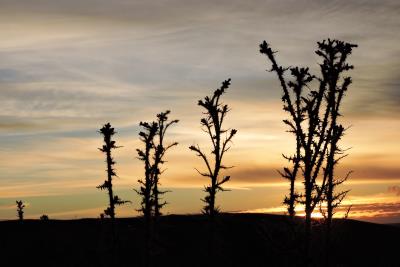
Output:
(0, 0), (399, 223)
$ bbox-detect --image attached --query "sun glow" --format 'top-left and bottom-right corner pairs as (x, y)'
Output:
(240, 192), (400, 222)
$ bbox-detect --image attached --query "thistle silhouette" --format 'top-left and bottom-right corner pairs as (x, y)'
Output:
(135, 111), (178, 267)
(152, 110), (178, 219)
(97, 123), (129, 220)
(189, 79), (237, 218)
(136, 120), (158, 267)
(260, 39), (357, 265)
(16, 200), (25, 221)
(40, 214), (49, 221)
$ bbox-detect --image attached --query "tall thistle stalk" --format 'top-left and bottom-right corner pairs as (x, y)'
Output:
(136, 121), (158, 267)
(136, 111), (178, 267)
(97, 123), (129, 221)
(16, 200), (25, 221)
(260, 39), (356, 265)
(189, 79), (237, 218)
(152, 111), (178, 219)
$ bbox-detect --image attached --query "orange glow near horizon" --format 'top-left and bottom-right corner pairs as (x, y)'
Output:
(239, 193), (400, 223)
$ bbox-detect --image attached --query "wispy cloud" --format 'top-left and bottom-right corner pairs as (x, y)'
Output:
(388, 186), (400, 196)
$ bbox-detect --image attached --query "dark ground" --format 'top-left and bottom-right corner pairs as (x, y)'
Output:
(0, 213), (399, 267)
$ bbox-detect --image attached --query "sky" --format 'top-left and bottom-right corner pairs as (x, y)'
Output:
(0, 0), (399, 223)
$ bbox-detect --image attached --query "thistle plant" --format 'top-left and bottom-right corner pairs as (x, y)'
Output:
(97, 123), (129, 221)
(16, 200), (25, 221)
(260, 39), (357, 264)
(189, 79), (237, 218)
(152, 111), (178, 219)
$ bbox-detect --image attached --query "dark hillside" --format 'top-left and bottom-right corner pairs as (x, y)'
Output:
(0, 213), (398, 267)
